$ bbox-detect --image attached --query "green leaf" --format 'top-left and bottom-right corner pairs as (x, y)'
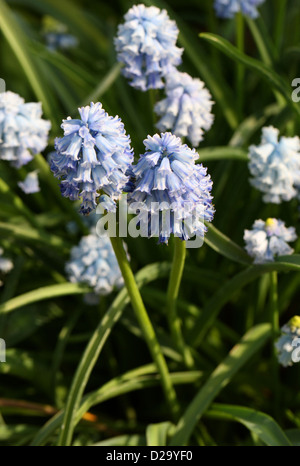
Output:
(188, 258), (300, 347)
(275, 254), (300, 269)
(30, 41), (96, 88)
(199, 33), (300, 119)
(0, 424), (38, 444)
(0, 282), (90, 315)
(169, 324), (271, 446)
(0, 349), (52, 395)
(33, 153), (88, 234)
(51, 308), (82, 398)
(206, 403), (291, 446)
(0, 221), (70, 251)
(198, 147), (248, 163)
(246, 18), (274, 66)
(2, 303), (62, 346)
(146, 422), (174, 447)
(229, 103), (281, 147)
(31, 367), (202, 446)
(204, 223), (252, 265)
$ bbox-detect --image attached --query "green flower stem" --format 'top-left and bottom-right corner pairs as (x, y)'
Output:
(167, 237), (195, 370)
(206, 0), (221, 72)
(236, 12), (245, 119)
(270, 271), (279, 337)
(110, 235), (180, 420)
(270, 270), (280, 419)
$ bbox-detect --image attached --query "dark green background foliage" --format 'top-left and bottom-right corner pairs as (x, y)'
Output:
(1, 0), (300, 446)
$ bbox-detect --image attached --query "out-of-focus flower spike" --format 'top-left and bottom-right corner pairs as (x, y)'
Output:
(0, 91), (50, 168)
(275, 316), (300, 367)
(115, 4), (183, 91)
(244, 218), (297, 264)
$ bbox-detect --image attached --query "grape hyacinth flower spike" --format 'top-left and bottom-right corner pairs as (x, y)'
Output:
(50, 102), (133, 215)
(18, 171), (40, 194)
(155, 71), (214, 147)
(0, 248), (13, 275)
(128, 132), (215, 244)
(244, 218), (297, 264)
(115, 4), (183, 91)
(0, 91), (50, 168)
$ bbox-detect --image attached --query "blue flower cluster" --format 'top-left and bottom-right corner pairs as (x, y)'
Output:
(128, 132), (214, 243)
(0, 248), (13, 274)
(0, 91), (50, 168)
(66, 230), (124, 295)
(50, 102), (133, 215)
(275, 316), (300, 367)
(244, 218), (297, 264)
(248, 126), (300, 204)
(42, 17), (78, 52)
(154, 71), (214, 148)
(114, 4), (183, 91)
(214, 0), (265, 19)
(18, 171), (40, 194)
(45, 32), (78, 52)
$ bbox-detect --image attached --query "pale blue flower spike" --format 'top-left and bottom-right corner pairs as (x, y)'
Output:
(128, 132), (214, 244)
(214, 0), (265, 19)
(0, 91), (51, 168)
(115, 4), (183, 91)
(248, 126), (300, 204)
(66, 230), (125, 296)
(275, 317), (300, 367)
(49, 102), (134, 215)
(18, 171), (40, 194)
(244, 218), (297, 264)
(155, 70), (214, 147)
